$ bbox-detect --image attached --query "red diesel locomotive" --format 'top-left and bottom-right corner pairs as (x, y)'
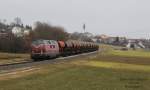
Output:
(31, 39), (99, 60)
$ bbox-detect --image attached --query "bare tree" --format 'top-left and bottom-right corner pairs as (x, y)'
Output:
(29, 22), (69, 41)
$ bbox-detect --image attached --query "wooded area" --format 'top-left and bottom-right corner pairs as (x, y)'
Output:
(0, 21), (69, 53)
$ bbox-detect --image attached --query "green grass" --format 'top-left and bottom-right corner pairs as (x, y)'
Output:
(110, 50), (150, 58)
(0, 64), (150, 90)
(0, 44), (150, 90)
(99, 44), (150, 58)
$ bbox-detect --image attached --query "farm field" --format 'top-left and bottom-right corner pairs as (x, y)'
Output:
(0, 53), (30, 65)
(0, 44), (150, 90)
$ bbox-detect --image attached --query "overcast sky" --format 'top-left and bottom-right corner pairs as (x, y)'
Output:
(0, 0), (150, 38)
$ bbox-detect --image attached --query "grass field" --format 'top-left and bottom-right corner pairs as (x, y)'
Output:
(0, 53), (30, 65)
(0, 45), (150, 90)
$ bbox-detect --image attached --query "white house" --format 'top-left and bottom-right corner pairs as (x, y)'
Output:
(126, 39), (145, 49)
(12, 26), (30, 37)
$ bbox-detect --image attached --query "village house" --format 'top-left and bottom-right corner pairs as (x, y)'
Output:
(12, 26), (30, 37)
(126, 39), (146, 49)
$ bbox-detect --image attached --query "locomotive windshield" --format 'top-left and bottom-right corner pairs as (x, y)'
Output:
(32, 40), (52, 45)
(32, 40), (45, 45)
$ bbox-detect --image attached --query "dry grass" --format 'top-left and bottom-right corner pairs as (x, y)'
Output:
(0, 53), (30, 65)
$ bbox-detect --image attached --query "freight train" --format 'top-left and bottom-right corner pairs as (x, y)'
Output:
(31, 39), (99, 60)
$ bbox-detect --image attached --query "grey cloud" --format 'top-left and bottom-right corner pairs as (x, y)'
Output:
(0, 0), (150, 38)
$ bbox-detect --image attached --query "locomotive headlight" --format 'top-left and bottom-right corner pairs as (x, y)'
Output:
(32, 51), (35, 53)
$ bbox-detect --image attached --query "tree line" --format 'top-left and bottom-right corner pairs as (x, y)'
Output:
(0, 17), (95, 53)
(0, 21), (69, 53)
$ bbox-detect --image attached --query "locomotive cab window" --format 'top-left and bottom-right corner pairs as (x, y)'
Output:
(47, 40), (51, 44)
(50, 40), (56, 44)
(32, 40), (44, 45)
(44, 40), (50, 44)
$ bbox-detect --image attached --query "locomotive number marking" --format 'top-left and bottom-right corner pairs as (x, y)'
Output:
(50, 45), (55, 48)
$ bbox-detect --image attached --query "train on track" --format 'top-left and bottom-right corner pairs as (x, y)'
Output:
(31, 39), (99, 60)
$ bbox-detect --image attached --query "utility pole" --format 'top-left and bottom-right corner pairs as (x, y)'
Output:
(83, 23), (86, 33)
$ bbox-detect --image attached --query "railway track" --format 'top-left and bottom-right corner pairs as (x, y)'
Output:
(0, 51), (98, 71)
